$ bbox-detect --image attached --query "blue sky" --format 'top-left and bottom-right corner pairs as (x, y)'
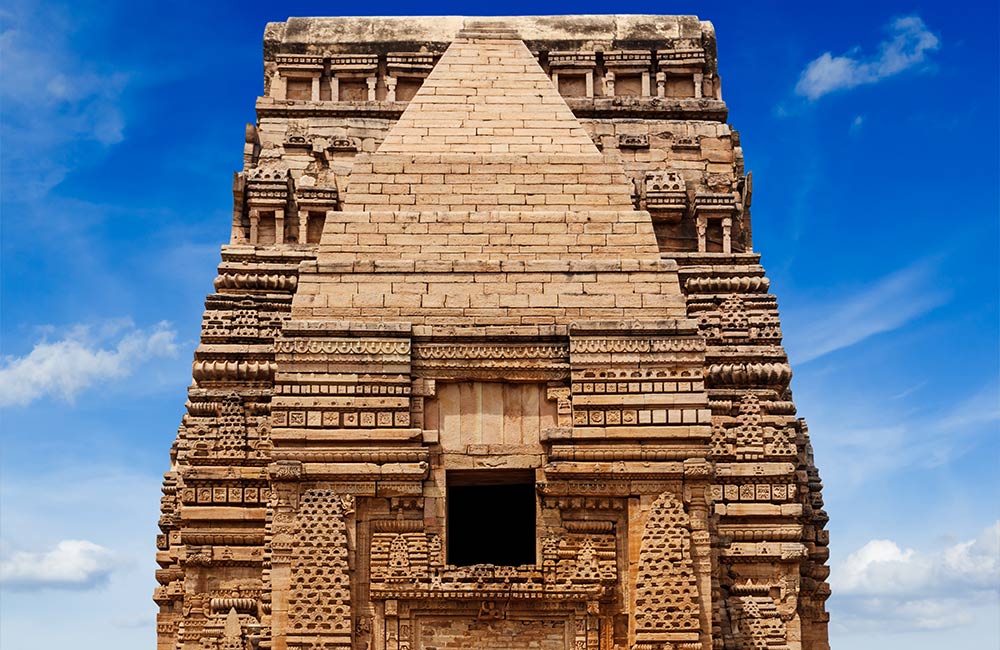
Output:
(1, 1), (997, 648)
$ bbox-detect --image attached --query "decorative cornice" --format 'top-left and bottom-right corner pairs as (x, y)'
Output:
(192, 360), (275, 382)
(685, 276), (770, 294)
(707, 362), (792, 388)
(570, 338), (705, 354)
(413, 343), (567, 360)
(275, 339), (410, 355)
(214, 272), (298, 292)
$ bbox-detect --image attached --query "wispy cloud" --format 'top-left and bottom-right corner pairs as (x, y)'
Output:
(832, 521), (1000, 631)
(0, 2), (128, 199)
(0, 321), (178, 407)
(817, 381), (999, 488)
(783, 257), (949, 364)
(796, 16), (940, 100)
(0, 540), (117, 590)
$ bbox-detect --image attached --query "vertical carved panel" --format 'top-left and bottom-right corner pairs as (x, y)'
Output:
(733, 596), (788, 650)
(287, 490), (352, 643)
(634, 493), (700, 637)
(215, 393), (249, 459)
(733, 394), (764, 460)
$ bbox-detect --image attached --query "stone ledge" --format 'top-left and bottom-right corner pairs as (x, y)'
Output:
(281, 319), (413, 336)
(569, 317), (693, 334)
(267, 15), (711, 48)
(304, 257), (678, 274)
(669, 251), (763, 265)
(565, 96), (727, 121)
(411, 324), (569, 338)
(255, 98), (728, 121)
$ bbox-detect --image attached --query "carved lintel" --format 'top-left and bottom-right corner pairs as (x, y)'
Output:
(269, 460), (302, 481)
(412, 377), (436, 398)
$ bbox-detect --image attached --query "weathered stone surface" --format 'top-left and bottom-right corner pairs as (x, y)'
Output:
(155, 15), (830, 650)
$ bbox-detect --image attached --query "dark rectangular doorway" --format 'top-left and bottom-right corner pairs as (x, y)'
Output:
(446, 470), (536, 566)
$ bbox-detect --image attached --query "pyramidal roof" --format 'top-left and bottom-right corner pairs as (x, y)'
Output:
(342, 24), (639, 213)
(376, 27), (600, 156)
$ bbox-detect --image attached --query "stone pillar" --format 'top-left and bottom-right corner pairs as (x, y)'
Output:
(697, 216), (707, 253)
(384, 599), (399, 650)
(585, 71), (594, 97)
(656, 71), (666, 97)
(231, 208), (245, 244)
(626, 494), (643, 650)
(385, 75), (397, 102)
(693, 72), (704, 99)
(330, 76), (339, 101)
(685, 460), (714, 649)
(604, 71), (615, 96)
(311, 75), (321, 101)
(299, 210), (309, 245)
(641, 70), (651, 97)
(275, 208), (285, 245)
(267, 474), (296, 650)
(366, 77), (377, 101)
(722, 217), (732, 253)
(551, 71), (559, 91)
(249, 208), (259, 246)
(586, 601), (600, 650)
(271, 71), (286, 99)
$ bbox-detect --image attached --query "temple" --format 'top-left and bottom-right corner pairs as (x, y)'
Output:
(154, 16), (831, 650)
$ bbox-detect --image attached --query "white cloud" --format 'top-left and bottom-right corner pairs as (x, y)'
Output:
(0, 321), (178, 407)
(796, 16), (940, 100)
(0, 465), (161, 643)
(832, 522), (1000, 631)
(783, 257), (949, 364)
(0, 540), (117, 590)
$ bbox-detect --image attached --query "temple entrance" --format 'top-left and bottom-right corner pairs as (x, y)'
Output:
(447, 470), (536, 566)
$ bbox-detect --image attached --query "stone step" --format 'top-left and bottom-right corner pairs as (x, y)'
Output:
(457, 21), (519, 39)
(456, 31), (520, 40)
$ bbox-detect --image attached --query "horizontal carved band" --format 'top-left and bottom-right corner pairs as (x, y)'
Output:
(371, 520), (423, 532)
(564, 520), (615, 533)
(685, 276), (770, 294)
(181, 533), (266, 545)
(192, 360), (275, 382)
(214, 272), (298, 291)
(549, 446), (697, 461)
(722, 541), (809, 560)
(412, 368), (570, 382)
(719, 526), (804, 542)
(707, 362), (792, 387)
(570, 338), (705, 353)
(209, 597), (257, 613)
(270, 449), (428, 463)
(275, 339), (410, 354)
(413, 344), (568, 360)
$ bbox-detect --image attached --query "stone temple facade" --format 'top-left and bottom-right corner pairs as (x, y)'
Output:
(154, 15), (831, 650)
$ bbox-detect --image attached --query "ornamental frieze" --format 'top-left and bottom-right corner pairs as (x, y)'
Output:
(274, 338), (411, 355)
